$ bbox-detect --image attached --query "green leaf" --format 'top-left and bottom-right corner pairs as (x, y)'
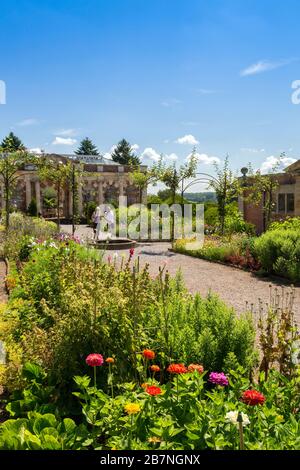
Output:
(41, 434), (61, 450)
(22, 363), (45, 382)
(33, 414), (57, 434)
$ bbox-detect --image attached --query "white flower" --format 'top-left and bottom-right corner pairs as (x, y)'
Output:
(291, 339), (300, 365)
(225, 411), (250, 427)
(113, 252), (118, 260)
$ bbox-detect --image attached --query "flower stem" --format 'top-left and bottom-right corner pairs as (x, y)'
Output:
(93, 366), (97, 388)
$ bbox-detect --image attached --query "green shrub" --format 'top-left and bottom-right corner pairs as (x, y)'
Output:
(254, 229), (300, 281)
(269, 217), (300, 231)
(0, 238), (257, 391)
(27, 199), (37, 217)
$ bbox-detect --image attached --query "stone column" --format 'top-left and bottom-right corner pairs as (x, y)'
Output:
(238, 195), (244, 216)
(119, 178), (125, 197)
(25, 176), (32, 210)
(35, 180), (41, 215)
(98, 179), (104, 205)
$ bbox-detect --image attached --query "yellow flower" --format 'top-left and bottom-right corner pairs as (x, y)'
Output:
(124, 403), (141, 415)
(148, 436), (161, 443)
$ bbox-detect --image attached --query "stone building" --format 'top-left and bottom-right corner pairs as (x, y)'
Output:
(238, 160), (300, 233)
(0, 154), (147, 219)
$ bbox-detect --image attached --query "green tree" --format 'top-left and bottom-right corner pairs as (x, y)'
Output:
(157, 188), (173, 201)
(130, 165), (160, 204)
(158, 151), (198, 240)
(0, 150), (35, 227)
(37, 157), (73, 230)
(245, 156), (282, 230)
(209, 156), (240, 235)
(75, 138), (99, 155)
(111, 139), (141, 165)
(1, 132), (26, 152)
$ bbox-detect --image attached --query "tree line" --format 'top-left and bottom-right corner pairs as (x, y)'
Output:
(0, 132), (141, 165)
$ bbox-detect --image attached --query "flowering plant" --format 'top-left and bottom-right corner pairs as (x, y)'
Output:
(208, 372), (229, 386)
(241, 390), (265, 406)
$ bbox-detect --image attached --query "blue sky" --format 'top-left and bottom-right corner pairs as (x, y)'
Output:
(1, 0), (300, 189)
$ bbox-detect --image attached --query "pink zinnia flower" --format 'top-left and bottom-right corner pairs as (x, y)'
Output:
(208, 372), (229, 386)
(86, 353), (104, 367)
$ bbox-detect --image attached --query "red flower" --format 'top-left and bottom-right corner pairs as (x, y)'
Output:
(241, 390), (265, 406)
(150, 365), (160, 373)
(129, 248), (135, 257)
(86, 353), (104, 367)
(143, 349), (155, 360)
(167, 363), (187, 374)
(146, 385), (162, 396)
(188, 364), (204, 374)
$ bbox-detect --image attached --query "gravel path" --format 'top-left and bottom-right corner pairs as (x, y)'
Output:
(64, 225), (300, 323)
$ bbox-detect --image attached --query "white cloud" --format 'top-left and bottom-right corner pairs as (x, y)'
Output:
(131, 144), (139, 152)
(103, 152), (112, 160)
(29, 148), (44, 154)
(176, 134), (199, 145)
(260, 155), (297, 174)
(52, 137), (77, 146)
(165, 153), (178, 162)
(241, 147), (265, 153)
(54, 128), (78, 137)
(240, 58), (295, 77)
(17, 118), (39, 126)
(187, 151), (220, 165)
(141, 147), (161, 162)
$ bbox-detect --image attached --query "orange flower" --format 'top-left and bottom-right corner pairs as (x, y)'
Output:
(143, 349), (155, 360)
(141, 383), (149, 389)
(150, 365), (160, 373)
(146, 385), (162, 396)
(106, 357), (115, 364)
(188, 364), (204, 374)
(167, 363), (187, 374)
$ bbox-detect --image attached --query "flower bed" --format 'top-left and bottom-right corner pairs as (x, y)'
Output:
(0, 359), (299, 450)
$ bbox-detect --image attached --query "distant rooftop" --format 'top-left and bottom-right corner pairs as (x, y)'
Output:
(59, 154), (120, 165)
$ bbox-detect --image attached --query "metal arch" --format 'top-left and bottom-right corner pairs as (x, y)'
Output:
(181, 172), (220, 202)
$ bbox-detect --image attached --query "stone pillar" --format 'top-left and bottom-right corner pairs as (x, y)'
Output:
(25, 176), (32, 209)
(238, 195), (244, 216)
(119, 178), (124, 197)
(295, 176), (300, 216)
(35, 180), (41, 215)
(98, 179), (104, 205)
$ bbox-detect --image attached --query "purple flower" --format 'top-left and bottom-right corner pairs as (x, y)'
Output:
(208, 372), (229, 386)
